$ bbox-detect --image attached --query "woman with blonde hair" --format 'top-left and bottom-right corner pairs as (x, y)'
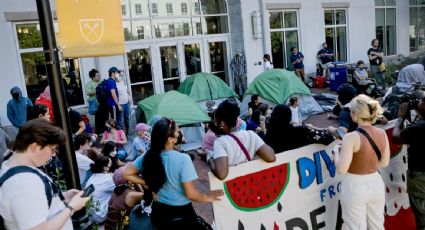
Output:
(333, 94), (390, 230)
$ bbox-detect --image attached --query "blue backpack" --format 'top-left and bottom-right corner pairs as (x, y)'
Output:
(0, 166), (64, 230)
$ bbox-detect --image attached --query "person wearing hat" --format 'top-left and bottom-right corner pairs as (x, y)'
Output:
(7, 86), (33, 138)
(393, 90), (425, 229)
(106, 67), (122, 119)
(129, 123), (151, 161)
(104, 167), (144, 230)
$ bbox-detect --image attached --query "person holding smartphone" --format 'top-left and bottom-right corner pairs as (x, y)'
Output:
(333, 95), (390, 230)
(0, 119), (90, 230)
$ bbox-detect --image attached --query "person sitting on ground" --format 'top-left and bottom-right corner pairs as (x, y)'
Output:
(140, 117), (223, 229)
(28, 104), (51, 121)
(0, 119), (90, 230)
(289, 97), (302, 126)
(263, 54), (274, 70)
(333, 94), (390, 229)
(248, 94), (263, 118)
(246, 110), (266, 139)
(104, 167), (144, 230)
(85, 156), (116, 224)
(102, 141), (125, 173)
(130, 123), (151, 161)
(208, 99), (276, 180)
(74, 133), (94, 187)
(101, 119), (128, 161)
(265, 104), (334, 153)
(202, 121), (220, 158)
(316, 63), (326, 78)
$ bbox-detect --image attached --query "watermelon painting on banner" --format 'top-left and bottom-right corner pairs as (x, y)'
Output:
(209, 120), (415, 230)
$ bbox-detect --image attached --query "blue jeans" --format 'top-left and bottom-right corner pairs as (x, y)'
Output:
(117, 102), (130, 133)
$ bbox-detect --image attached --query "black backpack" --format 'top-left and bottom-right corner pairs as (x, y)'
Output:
(0, 166), (63, 230)
(96, 79), (108, 104)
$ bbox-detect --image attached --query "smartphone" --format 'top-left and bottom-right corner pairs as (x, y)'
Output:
(82, 184), (95, 197)
(335, 128), (346, 140)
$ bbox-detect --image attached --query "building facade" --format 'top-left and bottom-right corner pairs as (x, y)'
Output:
(0, 0), (424, 128)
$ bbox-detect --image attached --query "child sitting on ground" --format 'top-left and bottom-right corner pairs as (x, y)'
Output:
(130, 123), (151, 161)
(289, 97), (302, 126)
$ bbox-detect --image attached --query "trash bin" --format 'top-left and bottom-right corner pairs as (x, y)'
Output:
(329, 62), (348, 91)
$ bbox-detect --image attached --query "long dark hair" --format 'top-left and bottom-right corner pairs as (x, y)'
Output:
(142, 118), (177, 193)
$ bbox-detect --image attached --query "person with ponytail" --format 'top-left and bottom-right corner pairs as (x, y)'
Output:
(126, 117), (223, 229)
(333, 94), (390, 230)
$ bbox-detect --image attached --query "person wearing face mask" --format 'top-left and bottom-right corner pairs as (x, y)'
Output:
(106, 67), (122, 119)
(115, 71), (132, 135)
(101, 119), (128, 161)
(102, 141), (125, 173)
(353, 60), (378, 97)
(7, 87), (33, 138)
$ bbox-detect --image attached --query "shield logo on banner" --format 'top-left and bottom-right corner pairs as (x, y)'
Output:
(79, 19), (104, 45)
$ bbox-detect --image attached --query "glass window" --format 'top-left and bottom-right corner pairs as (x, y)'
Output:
(271, 32), (284, 69)
(183, 23), (190, 35)
(181, 3), (188, 15)
(16, 24), (42, 49)
(375, 0), (385, 6)
(195, 22), (202, 35)
(335, 10), (346, 25)
(285, 30), (298, 68)
(166, 3), (173, 15)
(164, 79), (180, 92)
(375, 1), (397, 55)
(193, 2), (201, 15)
(135, 4), (142, 15)
(21, 52), (47, 102)
(209, 41), (228, 83)
(152, 3), (158, 15)
(324, 10), (334, 25)
(169, 24), (175, 37)
(283, 11), (297, 28)
(153, 18), (195, 38)
(201, 0), (227, 14)
(123, 20), (151, 40)
(205, 16), (228, 34)
(269, 12), (283, 29)
(324, 9), (347, 62)
(410, 2), (425, 51)
(122, 4), (126, 16)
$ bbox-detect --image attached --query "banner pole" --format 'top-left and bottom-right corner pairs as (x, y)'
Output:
(35, 0), (92, 229)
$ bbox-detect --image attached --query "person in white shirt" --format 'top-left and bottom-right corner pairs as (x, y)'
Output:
(263, 54), (274, 70)
(208, 99), (276, 180)
(0, 119), (90, 230)
(74, 133), (94, 186)
(85, 156), (116, 224)
(115, 71), (132, 134)
(289, 97), (302, 126)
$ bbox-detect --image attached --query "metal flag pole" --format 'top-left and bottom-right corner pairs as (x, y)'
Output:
(35, 0), (92, 229)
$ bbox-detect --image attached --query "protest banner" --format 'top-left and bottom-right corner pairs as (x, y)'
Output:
(209, 120), (415, 229)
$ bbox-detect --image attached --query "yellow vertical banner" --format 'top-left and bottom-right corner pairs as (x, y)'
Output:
(56, 0), (125, 58)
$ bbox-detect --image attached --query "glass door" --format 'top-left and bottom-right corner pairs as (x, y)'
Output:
(159, 44), (181, 92)
(207, 40), (229, 83)
(182, 41), (203, 77)
(126, 46), (154, 104)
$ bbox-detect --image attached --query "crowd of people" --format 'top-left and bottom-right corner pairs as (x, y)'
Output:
(0, 43), (424, 230)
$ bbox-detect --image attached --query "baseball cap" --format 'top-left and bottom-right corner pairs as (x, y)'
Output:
(135, 123), (150, 132)
(108, 67), (119, 73)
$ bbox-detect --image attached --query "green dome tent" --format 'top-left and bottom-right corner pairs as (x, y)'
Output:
(178, 72), (238, 101)
(136, 90), (211, 126)
(241, 69), (323, 117)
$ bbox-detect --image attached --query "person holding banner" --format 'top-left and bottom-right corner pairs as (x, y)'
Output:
(333, 94), (390, 230)
(393, 86), (425, 229)
(208, 99), (276, 180)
